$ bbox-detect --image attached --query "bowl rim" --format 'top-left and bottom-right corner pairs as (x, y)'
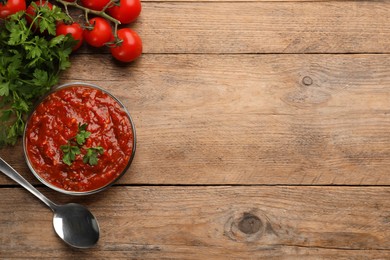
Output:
(23, 82), (137, 195)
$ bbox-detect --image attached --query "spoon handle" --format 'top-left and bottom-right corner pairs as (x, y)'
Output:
(0, 157), (57, 210)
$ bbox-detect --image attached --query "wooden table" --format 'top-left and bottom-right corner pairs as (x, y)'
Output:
(1, 0), (390, 258)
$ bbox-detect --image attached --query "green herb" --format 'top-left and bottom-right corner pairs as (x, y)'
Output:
(60, 143), (81, 166)
(60, 123), (104, 166)
(29, 3), (68, 35)
(75, 123), (91, 145)
(0, 8), (76, 147)
(83, 147), (104, 166)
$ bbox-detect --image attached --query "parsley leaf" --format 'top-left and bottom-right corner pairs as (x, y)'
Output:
(83, 147), (104, 166)
(75, 123), (91, 145)
(0, 82), (10, 96)
(0, 110), (13, 122)
(61, 143), (81, 166)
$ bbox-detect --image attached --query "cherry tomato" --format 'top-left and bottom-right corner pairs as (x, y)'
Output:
(56, 22), (84, 51)
(0, 0), (26, 19)
(80, 0), (110, 11)
(110, 28), (142, 62)
(83, 17), (113, 48)
(26, 0), (53, 25)
(107, 0), (141, 24)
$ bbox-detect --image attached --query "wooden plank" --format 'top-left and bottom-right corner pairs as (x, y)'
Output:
(1, 54), (390, 185)
(124, 1), (390, 54)
(0, 186), (389, 258)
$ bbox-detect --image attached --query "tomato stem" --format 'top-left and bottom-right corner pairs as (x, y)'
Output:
(84, 8), (89, 23)
(113, 21), (119, 41)
(54, 0), (121, 32)
(101, 0), (114, 13)
(62, 3), (74, 23)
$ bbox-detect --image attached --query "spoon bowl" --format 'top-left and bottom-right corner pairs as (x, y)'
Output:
(0, 157), (100, 248)
(53, 203), (99, 248)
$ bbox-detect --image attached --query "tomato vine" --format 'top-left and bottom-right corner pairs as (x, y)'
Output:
(0, 0), (142, 146)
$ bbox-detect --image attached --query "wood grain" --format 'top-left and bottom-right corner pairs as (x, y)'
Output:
(0, 1), (389, 259)
(0, 186), (389, 258)
(124, 1), (390, 54)
(1, 54), (390, 185)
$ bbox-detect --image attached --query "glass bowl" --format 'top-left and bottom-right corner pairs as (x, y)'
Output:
(23, 82), (136, 195)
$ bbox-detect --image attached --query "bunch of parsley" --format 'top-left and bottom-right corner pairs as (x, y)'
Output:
(0, 4), (76, 146)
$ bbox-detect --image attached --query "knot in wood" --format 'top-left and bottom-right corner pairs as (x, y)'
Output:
(238, 213), (262, 234)
(302, 76), (313, 86)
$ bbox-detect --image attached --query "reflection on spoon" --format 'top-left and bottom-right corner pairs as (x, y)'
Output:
(0, 157), (100, 248)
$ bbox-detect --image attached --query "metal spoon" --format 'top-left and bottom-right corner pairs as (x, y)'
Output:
(0, 157), (100, 248)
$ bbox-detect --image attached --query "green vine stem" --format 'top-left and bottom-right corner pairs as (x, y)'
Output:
(53, 0), (122, 42)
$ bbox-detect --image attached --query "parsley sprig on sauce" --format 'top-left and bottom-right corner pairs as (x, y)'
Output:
(83, 147), (104, 166)
(60, 123), (104, 166)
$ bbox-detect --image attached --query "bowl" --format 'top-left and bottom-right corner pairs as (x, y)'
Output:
(23, 82), (136, 195)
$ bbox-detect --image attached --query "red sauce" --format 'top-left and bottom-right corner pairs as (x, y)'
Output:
(25, 85), (135, 193)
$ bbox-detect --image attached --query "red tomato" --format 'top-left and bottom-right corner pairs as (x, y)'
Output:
(0, 0), (26, 19)
(83, 17), (113, 48)
(56, 22), (84, 51)
(80, 0), (110, 11)
(26, 0), (53, 25)
(107, 0), (141, 24)
(110, 28), (142, 62)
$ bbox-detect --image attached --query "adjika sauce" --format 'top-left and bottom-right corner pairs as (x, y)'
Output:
(25, 85), (135, 192)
